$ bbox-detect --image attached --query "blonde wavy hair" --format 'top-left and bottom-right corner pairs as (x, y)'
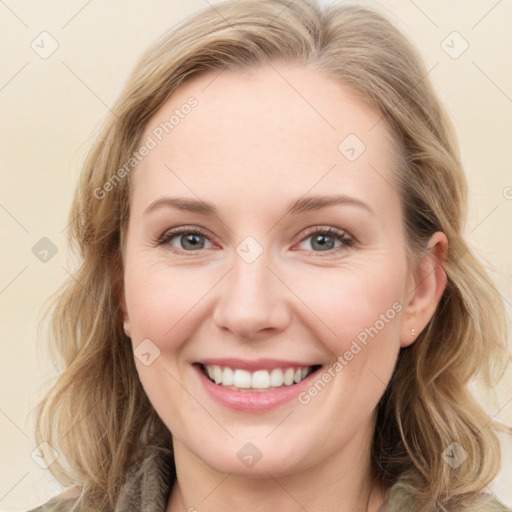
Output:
(34, 0), (511, 510)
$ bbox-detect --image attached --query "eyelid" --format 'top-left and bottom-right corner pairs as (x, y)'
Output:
(297, 225), (353, 243)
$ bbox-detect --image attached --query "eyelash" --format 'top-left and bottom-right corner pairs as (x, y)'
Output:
(156, 225), (355, 257)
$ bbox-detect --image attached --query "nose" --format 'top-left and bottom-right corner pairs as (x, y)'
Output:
(212, 247), (291, 341)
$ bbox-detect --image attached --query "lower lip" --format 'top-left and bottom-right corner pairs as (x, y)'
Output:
(194, 364), (320, 412)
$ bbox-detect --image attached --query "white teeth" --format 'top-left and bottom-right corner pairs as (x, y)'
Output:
(283, 368), (294, 385)
(270, 368), (284, 387)
(213, 365), (222, 384)
(203, 364), (314, 390)
(222, 367), (234, 386)
(252, 370), (270, 389)
(233, 369), (252, 388)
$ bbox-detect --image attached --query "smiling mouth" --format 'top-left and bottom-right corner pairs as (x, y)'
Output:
(197, 363), (322, 392)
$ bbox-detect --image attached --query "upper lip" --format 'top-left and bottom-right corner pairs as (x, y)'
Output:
(195, 358), (321, 372)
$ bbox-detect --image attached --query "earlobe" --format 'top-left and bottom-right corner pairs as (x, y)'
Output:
(110, 256), (131, 338)
(400, 232), (448, 348)
(118, 279), (131, 338)
(121, 292), (131, 338)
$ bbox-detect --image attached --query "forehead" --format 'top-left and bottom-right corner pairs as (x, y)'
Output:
(132, 63), (400, 217)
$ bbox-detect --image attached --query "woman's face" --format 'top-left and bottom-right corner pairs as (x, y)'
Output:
(121, 63), (433, 477)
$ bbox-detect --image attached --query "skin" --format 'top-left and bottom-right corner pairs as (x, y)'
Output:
(120, 63), (447, 512)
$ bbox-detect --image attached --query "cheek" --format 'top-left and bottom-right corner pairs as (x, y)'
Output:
(123, 256), (217, 346)
(123, 258), (207, 422)
(287, 260), (406, 358)
(124, 254), (407, 353)
(291, 265), (405, 433)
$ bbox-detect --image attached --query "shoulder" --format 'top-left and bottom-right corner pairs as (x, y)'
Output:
(26, 494), (80, 512)
(26, 441), (175, 512)
(378, 481), (511, 511)
(472, 495), (512, 511)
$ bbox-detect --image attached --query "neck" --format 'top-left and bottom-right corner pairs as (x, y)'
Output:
(166, 420), (389, 512)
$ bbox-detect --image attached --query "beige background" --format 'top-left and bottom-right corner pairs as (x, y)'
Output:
(1, 0), (511, 510)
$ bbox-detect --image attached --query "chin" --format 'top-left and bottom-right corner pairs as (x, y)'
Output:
(185, 434), (317, 478)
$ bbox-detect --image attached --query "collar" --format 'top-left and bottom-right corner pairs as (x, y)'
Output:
(114, 442), (175, 512)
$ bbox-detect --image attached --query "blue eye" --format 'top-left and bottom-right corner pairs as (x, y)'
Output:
(296, 227), (354, 254)
(157, 226), (354, 255)
(158, 227), (212, 251)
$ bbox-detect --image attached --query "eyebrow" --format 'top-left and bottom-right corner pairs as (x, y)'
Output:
(143, 194), (374, 217)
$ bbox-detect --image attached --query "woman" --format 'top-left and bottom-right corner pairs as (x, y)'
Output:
(31, 0), (511, 510)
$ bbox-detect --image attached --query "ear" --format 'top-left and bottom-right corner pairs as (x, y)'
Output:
(400, 231), (448, 348)
(110, 255), (131, 338)
(120, 287), (131, 339)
